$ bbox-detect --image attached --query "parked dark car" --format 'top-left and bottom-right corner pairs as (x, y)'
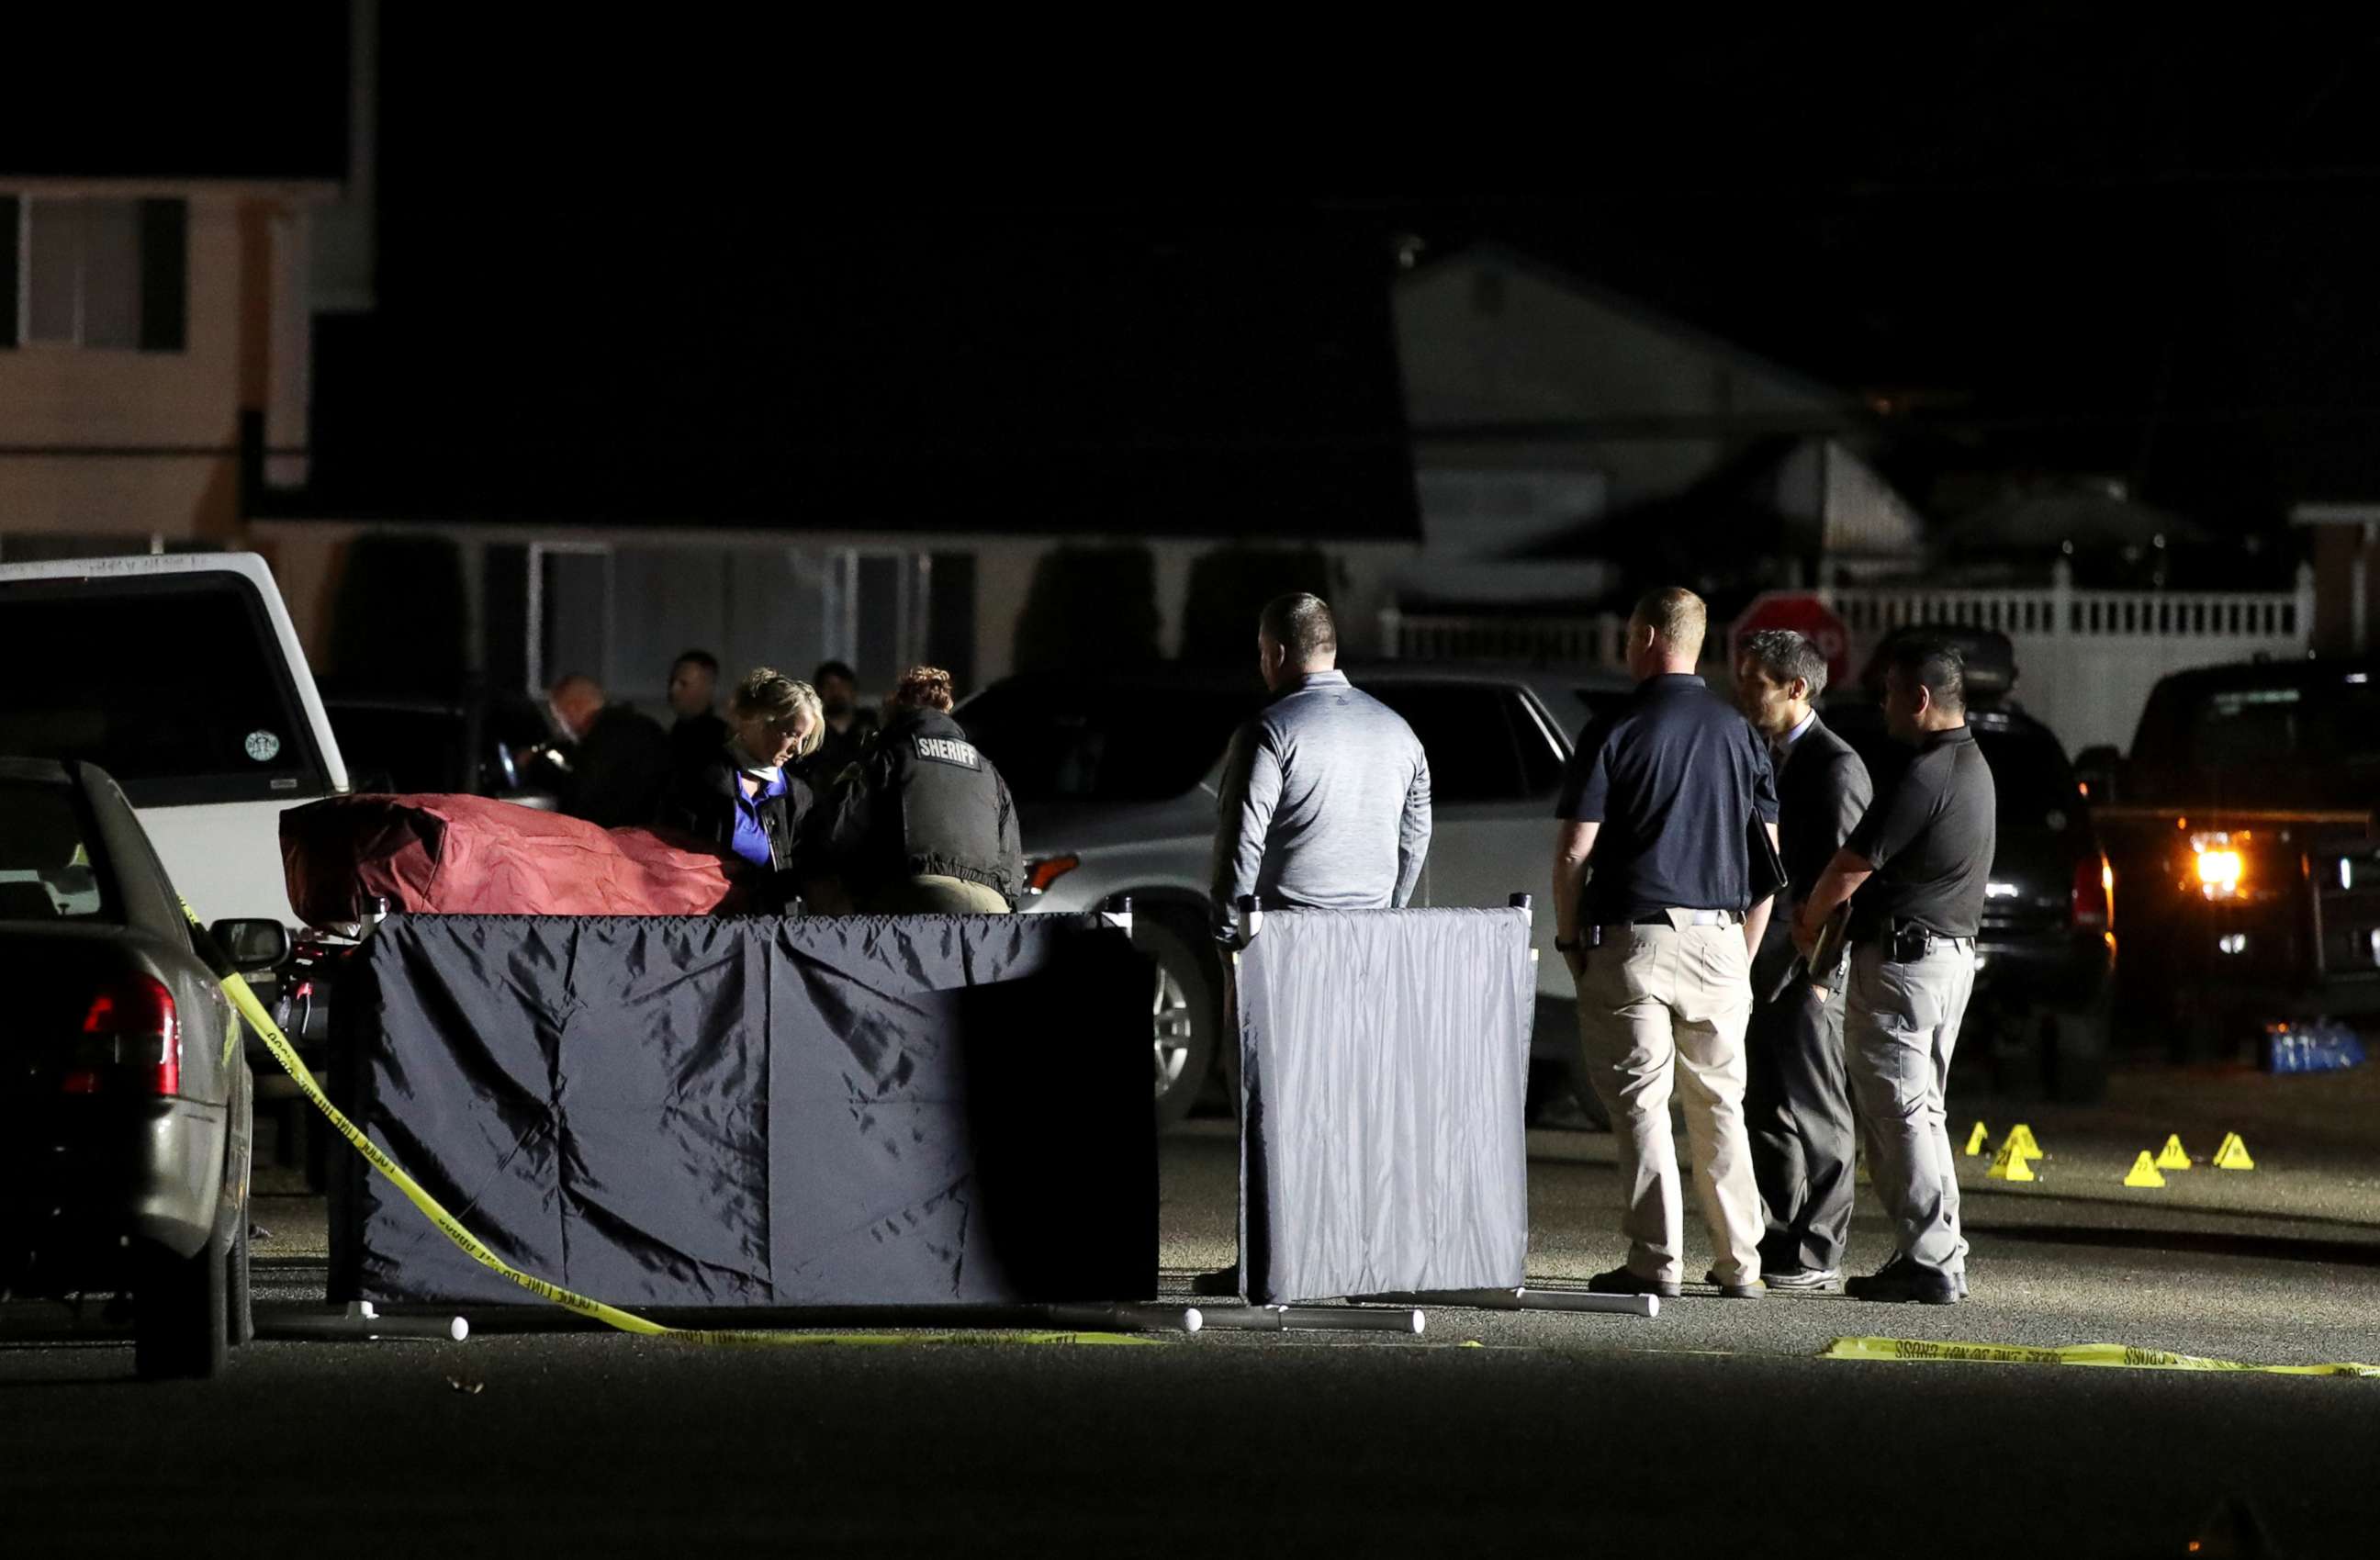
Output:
(1828, 629), (2116, 1100)
(0, 758), (280, 1378)
(2076, 657), (2380, 1056)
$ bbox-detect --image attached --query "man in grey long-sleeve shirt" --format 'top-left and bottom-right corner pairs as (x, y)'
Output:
(1194, 591), (1431, 1298)
(1209, 592), (1433, 943)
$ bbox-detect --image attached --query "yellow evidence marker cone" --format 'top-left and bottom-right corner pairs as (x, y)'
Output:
(2124, 1151), (2166, 1188)
(2004, 1124), (2043, 1160)
(2213, 1132), (2256, 1171)
(1965, 1122), (1989, 1156)
(1987, 1139), (2036, 1182)
(2155, 1134), (2191, 1171)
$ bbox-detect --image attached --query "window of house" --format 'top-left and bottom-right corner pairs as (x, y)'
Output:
(2, 196), (186, 352)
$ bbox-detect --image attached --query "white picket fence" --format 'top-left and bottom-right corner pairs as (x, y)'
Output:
(1375, 608), (1632, 668)
(1379, 563), (2318, 754)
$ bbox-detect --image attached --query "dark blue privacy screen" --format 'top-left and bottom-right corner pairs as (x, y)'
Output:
(330, 914), (1153, 1309)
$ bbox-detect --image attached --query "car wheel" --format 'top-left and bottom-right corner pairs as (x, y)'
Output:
(2042, 1009), (2109, 1105)
(227, 1078), (255, 1348)
(226, 1212), (254, 1348)
(1524, 999), (1610, 1130)
(1525, 1058), (1611, 1131)
(1136, 916), (1218, 1131)
(133, 1232), (228, 1381)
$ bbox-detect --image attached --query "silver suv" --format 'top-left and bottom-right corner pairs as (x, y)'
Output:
(957, 663), (1633, 1127)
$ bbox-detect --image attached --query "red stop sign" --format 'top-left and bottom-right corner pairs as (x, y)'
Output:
(1730, 593), (1852, 688)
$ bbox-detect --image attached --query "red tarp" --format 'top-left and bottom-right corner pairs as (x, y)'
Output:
(281, 793), (747, 925)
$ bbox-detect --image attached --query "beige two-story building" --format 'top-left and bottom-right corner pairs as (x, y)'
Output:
(0, 177), (342, 556)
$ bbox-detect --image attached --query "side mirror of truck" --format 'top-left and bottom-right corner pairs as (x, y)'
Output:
(209, 918), (293, 975)
(2072, 746), (2124, 805)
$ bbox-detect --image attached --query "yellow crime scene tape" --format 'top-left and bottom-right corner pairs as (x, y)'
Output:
(1824, 1336), (2380, 1377)
(185, 902), (1151, 1349)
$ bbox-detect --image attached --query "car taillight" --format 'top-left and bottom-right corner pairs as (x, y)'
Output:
(2072, 854), (2113, 931)
(1024, 854), (1081, 896)
(67, 975), (181, 1095)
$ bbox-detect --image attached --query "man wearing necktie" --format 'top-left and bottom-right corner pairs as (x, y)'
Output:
(1734, 630), (1872, 1292)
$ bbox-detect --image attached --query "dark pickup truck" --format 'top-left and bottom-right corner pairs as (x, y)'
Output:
(1826, 689), (2116, 1102)
(2079, 657), (2380, 1055)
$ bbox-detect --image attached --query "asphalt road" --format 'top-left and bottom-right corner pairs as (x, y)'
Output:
(6, 1061), (2380, 1556)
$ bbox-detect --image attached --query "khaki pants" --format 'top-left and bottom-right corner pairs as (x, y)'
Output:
(1574, 915), (1763, 1285)
(859, 875), (1013, 915)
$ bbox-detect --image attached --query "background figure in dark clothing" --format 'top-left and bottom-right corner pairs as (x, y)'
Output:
(800, 666), (1021, 914)
(1734, 629), (1873, 1292)
(657, 669), (824, 900)
(1796, 639), (1997, 1306)
(667, 649), (732, 777)
(806, 659), (880, 789)
(546, 674), (674, 827)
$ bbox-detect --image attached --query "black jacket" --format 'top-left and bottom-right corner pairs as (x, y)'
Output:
(657, 757), (813, 875)
(804, 711), (880, 794)
(801, 708), (1023, 903)
(559, 704), (675, 828)
(1751, 714), (1874, 996)
(669, 712), (733, 778)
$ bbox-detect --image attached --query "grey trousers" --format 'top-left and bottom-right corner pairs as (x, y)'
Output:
(1575, 916), (1764, 1286)
(1842, 939), (1976, 1283)
(1745, 978), (1857, 1274)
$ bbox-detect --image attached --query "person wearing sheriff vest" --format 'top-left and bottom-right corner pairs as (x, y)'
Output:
(798, 665), (1023, 914)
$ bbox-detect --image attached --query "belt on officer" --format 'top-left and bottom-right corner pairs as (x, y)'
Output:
(1854, 922), (1976, 963)
(1622, 908), (1742, 928)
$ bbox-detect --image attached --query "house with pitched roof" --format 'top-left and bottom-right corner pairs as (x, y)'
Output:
(1387, 241), (1925, 623)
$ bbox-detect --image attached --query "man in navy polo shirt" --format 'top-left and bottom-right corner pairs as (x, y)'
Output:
(1553, 588), (1780, 1300)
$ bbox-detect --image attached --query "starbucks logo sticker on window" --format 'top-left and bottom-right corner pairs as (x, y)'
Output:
(244, 730), (282, 763)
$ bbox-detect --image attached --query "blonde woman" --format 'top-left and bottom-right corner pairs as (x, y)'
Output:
(658, 668), (824, 880)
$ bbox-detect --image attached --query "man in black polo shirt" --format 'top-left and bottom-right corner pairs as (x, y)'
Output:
(1554, 587), (1781, 1301)
(1793, 638), (1996, 1305)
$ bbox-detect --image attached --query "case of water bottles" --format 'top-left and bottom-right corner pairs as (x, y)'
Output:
(2259, 1019), (2369, 1074)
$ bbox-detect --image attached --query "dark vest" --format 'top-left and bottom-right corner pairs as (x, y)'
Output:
(811, 708), (1022, 903)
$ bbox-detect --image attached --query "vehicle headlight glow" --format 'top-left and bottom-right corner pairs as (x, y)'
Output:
(2189, 831), (2244, 900)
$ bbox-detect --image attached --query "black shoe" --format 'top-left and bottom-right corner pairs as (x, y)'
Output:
(1845, 1259), (1959, 1305)
(1762, 1266), (1843, 1293)
(1702, 1270), (1764, 1299)
(1188, 1265), (1241, 1297)
(1587, 1265), (1682, 1300)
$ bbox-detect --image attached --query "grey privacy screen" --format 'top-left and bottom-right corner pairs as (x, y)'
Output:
(1235, 906), (1534, 1305)
(328, 914), (1154, 1308)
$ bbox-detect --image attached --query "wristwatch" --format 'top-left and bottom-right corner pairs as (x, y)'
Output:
(1553, 937), (1582, 953)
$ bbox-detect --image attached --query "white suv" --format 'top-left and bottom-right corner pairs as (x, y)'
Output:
(957, 663), (1633, 1128)
(0, 552), (349, 930)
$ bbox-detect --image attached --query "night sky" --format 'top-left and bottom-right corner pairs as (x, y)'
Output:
(11, 12), (2380, 541)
